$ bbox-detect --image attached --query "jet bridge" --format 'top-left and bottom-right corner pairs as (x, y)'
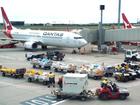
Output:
(81, 28), (140, 43)
(105, 28), (140, 42)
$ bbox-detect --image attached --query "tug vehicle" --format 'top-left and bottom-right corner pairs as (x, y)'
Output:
(96, 81), (129, 100)
(47, 51), (65, 61)
(125, 49), (140, 61)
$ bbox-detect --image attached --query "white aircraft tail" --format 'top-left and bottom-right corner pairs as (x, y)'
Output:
(1, 7), (13, 38)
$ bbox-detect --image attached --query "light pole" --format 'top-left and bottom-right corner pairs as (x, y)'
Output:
(118, 0), (121, 29)
(98, 5), (105, 51)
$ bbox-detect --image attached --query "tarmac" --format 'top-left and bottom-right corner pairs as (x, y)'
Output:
(0, 46), (140, 105)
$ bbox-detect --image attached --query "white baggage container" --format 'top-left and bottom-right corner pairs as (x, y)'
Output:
(62, 73), (88, 94)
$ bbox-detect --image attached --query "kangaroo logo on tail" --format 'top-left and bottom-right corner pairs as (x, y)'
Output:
(122, 13), (133, 29)
(1, 7), (13, 38)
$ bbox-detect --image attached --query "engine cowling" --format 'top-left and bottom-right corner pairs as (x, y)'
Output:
(24, 42), (38, 50)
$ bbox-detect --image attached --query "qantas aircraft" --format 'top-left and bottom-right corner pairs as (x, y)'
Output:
(0, 7), (87, 50)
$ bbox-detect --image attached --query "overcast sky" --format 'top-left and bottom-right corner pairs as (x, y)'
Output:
(0, 0), (139, 24)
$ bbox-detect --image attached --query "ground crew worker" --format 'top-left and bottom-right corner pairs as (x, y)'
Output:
(101, 78), (109, 88)
(58, 76), (63, 89)
(116, 65), (122, 71)
(124, 63), (129, 71)
(48, 72), (55, 88)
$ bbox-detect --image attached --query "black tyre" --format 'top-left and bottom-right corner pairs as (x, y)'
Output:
(2, 72), (5, 77)
(33, 65), (36, 68)
(80, 96), (86, 101)
(119, 94), (127, 100)
(99, 93), (109, 100)
(43, 81), (47, 85)
(14, 75), (18, 79)
(94, 76), (98, 80)
(132, 56), (137, 61)
(39, 65), (41, 68)
(20, 74), (24, 78)
(54, 68), (58, 72)
(104, 73), (109, 77)
(123, 77), (129, 82)
(28, 78), (32, 82)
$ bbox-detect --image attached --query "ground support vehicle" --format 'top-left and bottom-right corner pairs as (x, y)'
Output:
(51, 62), (76, 73)
(25, 69), (49, 85)
(124, 62), (140, 78)
(0, 66), (26, 78)
(25, 52), (45, 61)
(124, 49), (140, 61)
(96, 81), (129, 100)
(104, 65), (115, 77)
(0, 42), (17, 48)
(52, 73), (95, 101)
(47, 51), (65, 61)
(78, 64), (105, 79)
(31, 58), (53, 70)
(114, 71), (136, 82)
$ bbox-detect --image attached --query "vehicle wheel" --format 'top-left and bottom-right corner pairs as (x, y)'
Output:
(54, 68), (58, 72)
(14, 75), (18, 78)
(28, 78), (32, 82)
(33, 65), (36, 68)
(48, 66), (51, 70)
(20, 74), (24, 78)
(104, 73), (109, 77)
(119, 94), (127, 100)
(43, 81), (47, 85)
(132, 56), (137, 61)
(2, 72), (5, 76)
(39, 65), (41, 68)
(115, 76), (119, 81)
(99, 93), (109, 100)
(108, 73), (113, 77)
(123, 77), (129, 82)
(94, 76), (98, 80)
(80, 96), (86, 101)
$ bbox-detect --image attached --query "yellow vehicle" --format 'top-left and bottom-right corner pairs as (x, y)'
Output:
(0, 65), (26, 78)
(25, 69), (49, 85)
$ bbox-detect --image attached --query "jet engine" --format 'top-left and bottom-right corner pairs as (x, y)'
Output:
(24, 42), (38, 50)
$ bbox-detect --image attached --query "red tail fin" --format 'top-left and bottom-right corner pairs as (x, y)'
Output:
(122, 13), (132, 29)
(1, 7), (13, 38)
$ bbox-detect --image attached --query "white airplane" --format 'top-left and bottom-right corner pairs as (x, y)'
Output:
(0, 7), (87, 50)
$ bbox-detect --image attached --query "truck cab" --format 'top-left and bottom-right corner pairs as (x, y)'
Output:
(125, 49), (140, 61)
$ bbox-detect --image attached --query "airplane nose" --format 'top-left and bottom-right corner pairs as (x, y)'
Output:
(82, 39), (88, 46)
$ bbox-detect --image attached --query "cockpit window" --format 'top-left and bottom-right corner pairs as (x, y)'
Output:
(74, 37), (83, 39)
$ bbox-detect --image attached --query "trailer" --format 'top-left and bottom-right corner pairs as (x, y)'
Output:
(0, 65), (26, 78)
(25, 69), (49, 85)
(31, 58), (53, 70)
(51, 62), (76, 73)
(77, 64), (105, 79)
(52, 73), (95, 101)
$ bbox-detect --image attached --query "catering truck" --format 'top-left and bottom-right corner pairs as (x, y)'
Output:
(52, 73), (95, 101)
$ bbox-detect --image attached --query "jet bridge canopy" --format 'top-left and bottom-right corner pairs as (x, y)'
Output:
(105, 28), (140, 42)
